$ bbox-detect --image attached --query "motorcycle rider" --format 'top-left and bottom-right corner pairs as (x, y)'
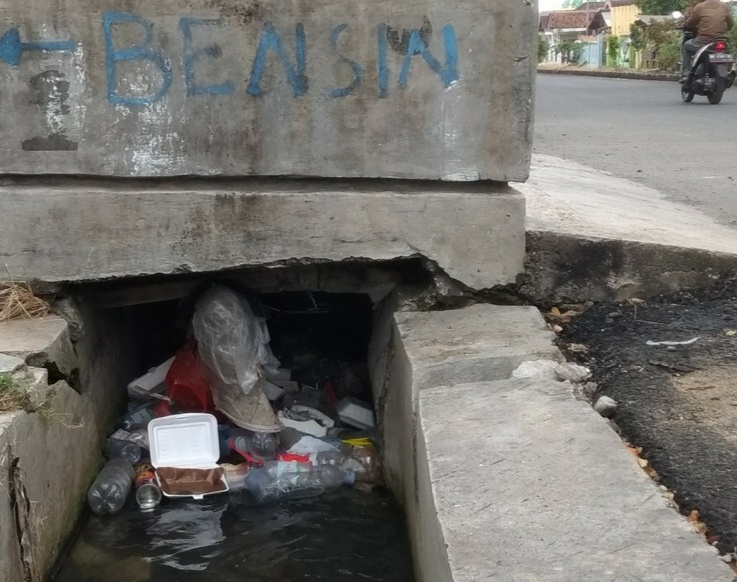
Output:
(681, 0), (734, 82)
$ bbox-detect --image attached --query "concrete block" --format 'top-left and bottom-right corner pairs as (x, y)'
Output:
(0, 354), (26, 374)
(0, 183), (525, 290)
(522, 154), (737, 301)
(395, 304), (562, 390)
(0, 381), (100, 582)
(418, 378), (734, 581)
(0, 316), (77, 377)
(0, 0), (535, 181)
(376, 304), (562, 540)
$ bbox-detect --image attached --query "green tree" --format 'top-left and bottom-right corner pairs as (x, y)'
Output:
(629, 23), (648, 52)
(636, 0), (687, 16)
(557, 39), (586, 64)
(607, 35), (620, 65)
(657, 33), (682, 69)
(728, 23), (737, 51)
(538, 35), (551, 63)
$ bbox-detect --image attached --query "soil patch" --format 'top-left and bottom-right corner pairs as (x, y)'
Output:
(562, 279), (737, 555)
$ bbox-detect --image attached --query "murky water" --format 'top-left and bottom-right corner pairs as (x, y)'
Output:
(54, 488), (414, 582)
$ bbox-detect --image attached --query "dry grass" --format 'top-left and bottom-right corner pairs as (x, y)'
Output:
(0, 267), (49, 322)
(0, 373), (28, 412)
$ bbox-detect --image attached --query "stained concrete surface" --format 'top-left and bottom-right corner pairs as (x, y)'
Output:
(419, 378), (735, 581)
(0, 182), (525, 290)
(521, 155), (737, 302)
(564, 280), (737, 559)
(375, 304), (564, 581)
(534, 74), (737, 227)
(395, 305), (563, 390)
(0, 0), (535, 181)
(0, 316), (101, 582)
(380, 302), (735, 581)
(524, 155), (737, 255)
(0, 316), (76, 375)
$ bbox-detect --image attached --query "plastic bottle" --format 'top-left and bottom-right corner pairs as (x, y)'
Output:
(351, 447), (383, 484)
(249, 432), (278, 461)
(231, 429), (278, 463)
(245, 461), (352, 504)
(105, 437), (142, 465)
(87, 459), (135, 515)
(312, 450), (347, 468)
(312, 448), (382, 484)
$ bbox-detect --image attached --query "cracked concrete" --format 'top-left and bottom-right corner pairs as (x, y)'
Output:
(0, 183), (524, 292)
(0, 317), (101, 582)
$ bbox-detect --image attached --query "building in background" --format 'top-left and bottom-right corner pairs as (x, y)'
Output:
(540, 8), (602, 65)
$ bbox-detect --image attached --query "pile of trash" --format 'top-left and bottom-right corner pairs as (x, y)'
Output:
(88, 285), (382, 516)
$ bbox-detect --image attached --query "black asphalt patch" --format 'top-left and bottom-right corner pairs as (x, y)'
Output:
(562, 280), (737, 556)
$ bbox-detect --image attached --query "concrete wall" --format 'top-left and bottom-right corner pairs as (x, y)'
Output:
(0, 0), (536, 181)
(0, 181), (525, 291)
(371, 305), (561, 581)
(0, 312), (146, 582)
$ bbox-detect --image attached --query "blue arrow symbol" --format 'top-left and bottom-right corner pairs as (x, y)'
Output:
(0, 27), (76, 67)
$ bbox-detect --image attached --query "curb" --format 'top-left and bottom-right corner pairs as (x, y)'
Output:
(522, 230), (737, 303)
(538, 67), (679, 82)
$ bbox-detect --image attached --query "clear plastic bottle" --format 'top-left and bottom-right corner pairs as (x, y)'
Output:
(312, 448), (382, 484)
(105, 437), (142, 465)
(231, 429), (278, 463)
(312, 450), (347, 468)
(87, 459), (135, 515)
(245, 461), (351, 504)
(351, 447), (383, 484)
(249, 431), (278, 461)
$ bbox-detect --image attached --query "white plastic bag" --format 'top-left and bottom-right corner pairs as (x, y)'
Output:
(192, 286), (281, 432)
(193, 285), (280, 396)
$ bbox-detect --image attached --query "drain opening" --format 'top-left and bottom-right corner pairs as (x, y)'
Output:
(53, 276), (415, 581)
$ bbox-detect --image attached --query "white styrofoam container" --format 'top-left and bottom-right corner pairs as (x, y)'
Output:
(127, 356), (175, 401)
(148, 413), (229, 499)
(337, 397), (375, 430)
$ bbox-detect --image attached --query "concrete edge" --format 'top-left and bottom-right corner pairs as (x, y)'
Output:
(416, 378), (734, 581)
(538, 66), (679, 82)
(381, 303), (733, 581)
(522, 229), (737, 302)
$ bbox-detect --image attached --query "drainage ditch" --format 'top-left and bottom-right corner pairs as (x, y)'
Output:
(49, 275), (417, 582)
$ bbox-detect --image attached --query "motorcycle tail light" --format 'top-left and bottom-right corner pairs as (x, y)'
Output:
(714, 41), (727, 52)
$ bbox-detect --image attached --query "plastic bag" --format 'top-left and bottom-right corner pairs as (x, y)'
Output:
(193, 286), (280, 395)
(165, 342), (214, 413)
(193, 286), (281, 433)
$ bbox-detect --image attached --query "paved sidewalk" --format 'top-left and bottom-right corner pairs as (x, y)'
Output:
(538, 64), (679, 82)
(520, 154), (737, 301)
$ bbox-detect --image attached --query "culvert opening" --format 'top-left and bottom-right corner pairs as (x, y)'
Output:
(54, 277), (415, 582)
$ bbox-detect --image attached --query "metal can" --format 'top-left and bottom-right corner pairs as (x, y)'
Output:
(134, 462), (162, 511)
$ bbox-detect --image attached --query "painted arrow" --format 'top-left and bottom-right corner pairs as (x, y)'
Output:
(0, 27), (76, 67)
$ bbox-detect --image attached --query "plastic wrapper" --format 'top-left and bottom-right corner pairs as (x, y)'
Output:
(165, 342), (214, 413)
(193, 286), (280, 396)
(193, 286), (281, 432)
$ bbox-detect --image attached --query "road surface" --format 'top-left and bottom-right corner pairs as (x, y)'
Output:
(534, 74), (737, 227)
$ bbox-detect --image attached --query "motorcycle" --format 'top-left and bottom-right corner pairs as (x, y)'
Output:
(679, 30), (736, 104)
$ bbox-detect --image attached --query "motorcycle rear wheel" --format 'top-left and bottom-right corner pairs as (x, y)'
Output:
(708, 77), (726, 104)
(681, 83), (695, 103)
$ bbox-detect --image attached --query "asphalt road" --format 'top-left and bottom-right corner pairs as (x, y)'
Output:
(534, 74), (737, 227)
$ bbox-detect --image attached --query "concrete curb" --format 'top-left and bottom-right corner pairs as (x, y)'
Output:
(538, 66), (679, 82)
(522, 230), (737, 303)
(522, 154), (737, 302)
(381, 304), (733, 581)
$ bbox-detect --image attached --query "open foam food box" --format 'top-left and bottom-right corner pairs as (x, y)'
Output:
(148, 413), (229, 500)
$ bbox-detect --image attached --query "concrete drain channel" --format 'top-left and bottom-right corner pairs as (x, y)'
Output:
(1, 273), (736, 582)
(48, 283), (415, 581)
